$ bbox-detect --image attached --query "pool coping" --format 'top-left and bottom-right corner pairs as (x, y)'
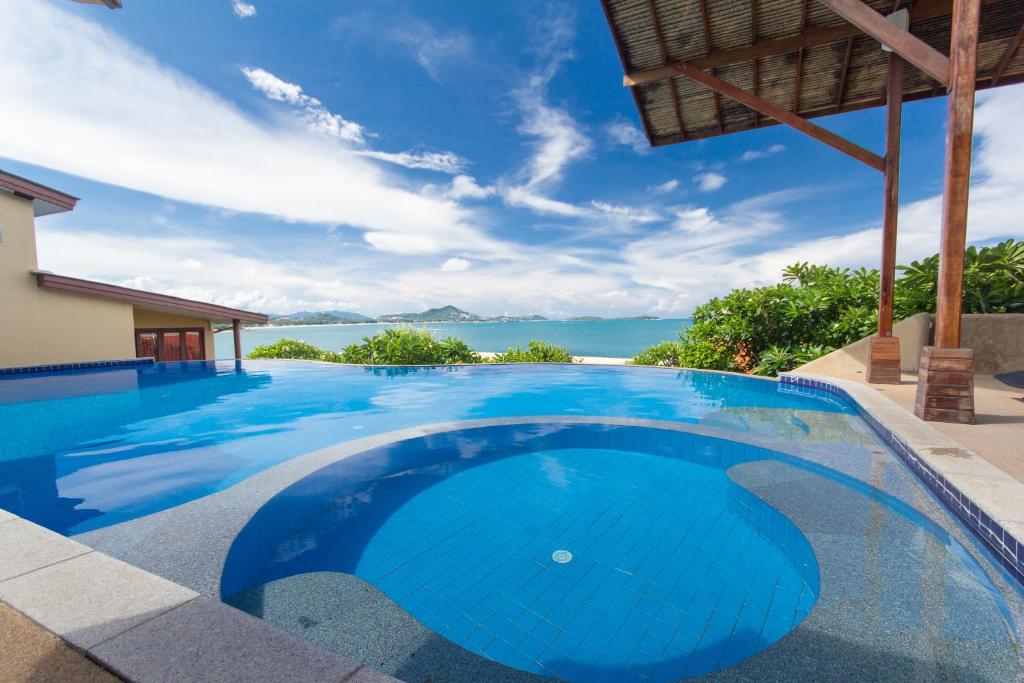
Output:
(781, 372), (1024, 585)
(0, 357), (155, 376)
(0, 509), (398, 682)
(2, 367), (1023, 682)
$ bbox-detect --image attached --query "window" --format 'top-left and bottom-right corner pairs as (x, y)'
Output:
(135, 328), (205, 362)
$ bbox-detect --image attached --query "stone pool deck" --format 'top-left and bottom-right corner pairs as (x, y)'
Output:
(797, 365), (1024, 484)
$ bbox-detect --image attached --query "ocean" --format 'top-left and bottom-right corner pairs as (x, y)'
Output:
(214, 318), (691, 360)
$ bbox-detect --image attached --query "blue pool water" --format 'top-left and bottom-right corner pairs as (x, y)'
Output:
(363, 448), (815, 681)
(0, 360), (853, 534)
(223, 427), (819, 681)
(2, 361), (1022, 681)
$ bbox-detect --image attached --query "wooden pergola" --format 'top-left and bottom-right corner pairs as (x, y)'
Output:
(601, 0), (1024, 424)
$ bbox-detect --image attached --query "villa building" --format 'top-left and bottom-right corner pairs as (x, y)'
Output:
(0, 171), (266, 368)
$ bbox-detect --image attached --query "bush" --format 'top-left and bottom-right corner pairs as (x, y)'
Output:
(490, 340), (575, 363)
(248, 339), (343, 362)
(339, 327), (481, 365)
(631, 239), (1024, 376)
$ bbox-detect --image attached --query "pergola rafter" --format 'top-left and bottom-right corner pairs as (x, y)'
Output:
(671, 63), (886, 171)
(815, 0), (950, 84)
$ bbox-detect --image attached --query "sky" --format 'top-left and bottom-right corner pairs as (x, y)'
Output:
(0, 0), (1022, 318)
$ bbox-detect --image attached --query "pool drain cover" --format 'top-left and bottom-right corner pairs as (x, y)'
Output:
(552, 550), (573, 564)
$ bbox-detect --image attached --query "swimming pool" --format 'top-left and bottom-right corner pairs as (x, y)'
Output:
(0, 360), (854, 535)
(2, 361), (1022, 681)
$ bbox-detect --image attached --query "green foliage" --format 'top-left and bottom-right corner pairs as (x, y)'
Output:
(897, 239), (1024, 315)
(247, 339), (343, 362)
(630, 341), (684, 367)
(339, 327), (482, 365)
(632, 239), (1023, 376)
(490, 340), (575, 363)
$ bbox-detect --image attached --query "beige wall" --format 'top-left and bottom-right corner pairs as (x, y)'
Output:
(0, 192), (218, 368)
(132, 308), (215, 359)
(0, 192), (136, 368)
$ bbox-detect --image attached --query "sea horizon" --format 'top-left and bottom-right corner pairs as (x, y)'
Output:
(219, 318), (692, 360)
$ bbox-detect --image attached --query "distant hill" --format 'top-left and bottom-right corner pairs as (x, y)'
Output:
(269, 310), (374, 326)
(378, 305), (482, 323)
(266, 305), (662, 327)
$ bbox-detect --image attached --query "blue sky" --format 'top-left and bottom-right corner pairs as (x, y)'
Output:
(1, 0), (1021, 317)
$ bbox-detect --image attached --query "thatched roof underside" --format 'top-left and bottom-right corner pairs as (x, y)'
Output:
(602, 0), (1024, 146)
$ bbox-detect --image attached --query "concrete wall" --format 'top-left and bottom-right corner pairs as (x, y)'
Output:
(798, 313), (932, 376)
(133, 308), (215, 360)
(961, 314), (1024, 375)
(798, 312), (1024, 376)
(0, 192), (136, 368)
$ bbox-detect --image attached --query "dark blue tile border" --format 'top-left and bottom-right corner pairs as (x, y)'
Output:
(779, 373), (1024, 588)
(0, 357), (155, 376)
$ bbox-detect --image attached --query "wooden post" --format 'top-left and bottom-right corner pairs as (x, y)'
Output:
(868, 53), (904, 384)
(914, 0), (980, 424)
(232, 319), (242, 360)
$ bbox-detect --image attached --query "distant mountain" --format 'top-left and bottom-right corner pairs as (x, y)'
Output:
(264, 305), (571, 326)
(487, 314), (548, 322)
(378, 305), (482, 323)
(269, 310), (374, 325)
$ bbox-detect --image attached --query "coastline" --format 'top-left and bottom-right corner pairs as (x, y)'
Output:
(479, 352), (629, 365)
(224, 318), (689, 360)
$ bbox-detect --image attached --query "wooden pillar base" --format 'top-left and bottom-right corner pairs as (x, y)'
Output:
(914, 347), (975, 424)
(867, 336), (901, 384)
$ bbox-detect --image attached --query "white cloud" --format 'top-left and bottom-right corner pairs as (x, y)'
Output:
(0, 2), (511, 258)
(606, 120), (648, 154)
(500, 14), (592, 219)
(242, 66), (465, 173)
(358, 150), (465, 174)
(695, 171), (727, 192)
(516, 97), (590, 189)
(740, 143), (785, 161)
(649, 179), (679, 194)
(446, 175), (495, 200)
(439, 257), (472, 272)
(504, 186), (589, 217)
(590, 201), (661, 223)
(389, 17), (472, 81)
(232, 1), (256, 19)
(241, 66), (367, 144)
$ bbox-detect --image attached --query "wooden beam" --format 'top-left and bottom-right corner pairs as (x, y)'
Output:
(233, 319), (243, 360)
(644, 0), (688, 138)
(814, 0), (949, 85)
(697, 0), (725, 133)
(835, 37), (855, 112)
(623, 0), (972, 88)
(673, 62), (885, 171)
(878, 53), (904, 338)
(751, 0), (760, 126)
(934, 0), (982, 349)
(992, 22), (1024, 85)
(793, 0), (810, 112)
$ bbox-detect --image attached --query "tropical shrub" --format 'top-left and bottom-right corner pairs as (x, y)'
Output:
(631, 239), (1024, 376)
(490, 340), (575, 363)
(248, 339), (343, 362)
(339, 327), (482, 365)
